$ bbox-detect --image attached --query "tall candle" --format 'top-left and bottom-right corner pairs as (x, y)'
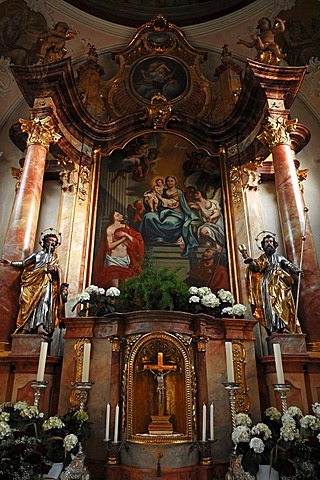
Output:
(81, 343), (91, 382)
(36, 342), (48, 382)
(210, 402), (214, 441)
(114, 403), (119, 443)
(225, 342), (235, 382)
(273, 343), (285, 384)
(105, 403), (111, 441)
(202, 403), (207, 441)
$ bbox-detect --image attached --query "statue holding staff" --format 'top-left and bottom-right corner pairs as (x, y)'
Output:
(239, 233), (302, 334)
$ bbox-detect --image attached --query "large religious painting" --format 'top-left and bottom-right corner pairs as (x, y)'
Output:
(92, 133), (230, 294)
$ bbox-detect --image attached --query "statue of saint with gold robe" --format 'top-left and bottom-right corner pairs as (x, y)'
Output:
(8, 233), (62, 336)
(240, 234), (301, 334)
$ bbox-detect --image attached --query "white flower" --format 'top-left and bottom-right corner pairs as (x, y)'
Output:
(20, 405), (42, 419)
(235, 413), (252, 427)
(0, 421), (11, 439)
(197, 286), (212, 297)
(98, 287), (105, 295)
(265, 407), (281, 421)
(221, 307), (233, 316)
(280, 423), (299, 441)
(105, 287), (120, 297)
(0, 412), (10, 422)
(312, 402), (320, 417)
(231, 425), (251, 444)
(189, 295), (200, 304)
(13, 401), (28, 411)
(217, 289), (234, 303)
(42, 416), (65, 431)
(232, 304), (247, 316)
(200, 293), (220, 308)
(251, 423), (272, 440)
(77, 291), (90, 301)
(249, 436), (265, 453)
(85, 284), (101, 296)
(188, 286), (199, 295)
(281, 413), (296, 427)
(64, 433), (78, 451)
(300, 414), (320, 430)
(287, 406), (302, 418)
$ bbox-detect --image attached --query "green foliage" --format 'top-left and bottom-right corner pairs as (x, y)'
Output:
(118, 257), (189, 312)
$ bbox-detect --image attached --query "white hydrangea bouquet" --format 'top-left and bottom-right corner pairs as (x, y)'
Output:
(72, 284), (120, 316)
(0, 401), (90, 480)
(188, 287), (247, 318)
(232, 404), (320, 478)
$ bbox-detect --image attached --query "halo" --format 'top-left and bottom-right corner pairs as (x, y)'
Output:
(255, 230), (276, 251)
(39, 228), (62, 247)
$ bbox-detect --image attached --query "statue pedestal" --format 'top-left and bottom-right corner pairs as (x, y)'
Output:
(148, 415), (173, 435)
(267, 333), (308, 355)
(10, 333), (44, 356)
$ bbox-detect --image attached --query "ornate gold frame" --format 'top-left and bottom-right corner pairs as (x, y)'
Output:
(125, 331), (194, 444)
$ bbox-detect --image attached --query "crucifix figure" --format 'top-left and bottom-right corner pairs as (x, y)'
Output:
(144, 352), (177, 416)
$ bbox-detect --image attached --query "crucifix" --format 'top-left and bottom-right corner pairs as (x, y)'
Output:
(143, 352), (177, 416)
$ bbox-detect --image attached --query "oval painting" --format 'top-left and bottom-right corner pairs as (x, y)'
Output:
(131, 57), (188, 102)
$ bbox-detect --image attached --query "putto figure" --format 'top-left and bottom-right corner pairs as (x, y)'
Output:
(1, 231), (62, 336)
(237, 17), (286, 65)
(239, 234), (302, 334)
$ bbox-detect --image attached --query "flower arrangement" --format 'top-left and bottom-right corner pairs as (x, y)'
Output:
(232, 404), (320, 478)
(72, 285), (120, 316)
(0, 401), (91, 480)
(188, 287), (247, 318)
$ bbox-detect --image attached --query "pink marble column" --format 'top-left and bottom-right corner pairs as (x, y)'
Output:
(260, 119), (320, 347)
(0, 116), (60, 349)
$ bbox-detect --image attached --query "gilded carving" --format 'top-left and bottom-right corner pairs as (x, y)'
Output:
(193, 335), (209, 352)
(69, 338), (91, 408)
(11, 166), (23, 191)
(258, 116), (298, 149)
(145, 93), (179, 129)
(232, 341), (250, 413)
(229, 166), (243, 205)
(109, 335), (124, 352)
(58, 155), (91, 203)
(243, 160), (262, 191)
(19, 116), (61, 150)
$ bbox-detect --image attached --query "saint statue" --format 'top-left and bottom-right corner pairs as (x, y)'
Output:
(239, 234), (302, 334)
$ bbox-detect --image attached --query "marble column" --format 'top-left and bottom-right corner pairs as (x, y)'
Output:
(258, 116), (320, 348)
(109, 337), (122, 438)
(0, 116), (61, 349)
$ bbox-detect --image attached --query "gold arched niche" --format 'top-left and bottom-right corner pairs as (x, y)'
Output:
(126, 331), (194, 443)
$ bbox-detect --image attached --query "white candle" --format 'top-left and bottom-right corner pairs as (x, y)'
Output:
(210, 402), (214, 441)
(105, 403), (111, 441)
(202, 403), (207, 441)
(225, 342), (235, 382)
(114, 403), (119, 443)
(36, 342), (48, 382)
(81, 343), (91, 382)
(273, 343), (285, 384)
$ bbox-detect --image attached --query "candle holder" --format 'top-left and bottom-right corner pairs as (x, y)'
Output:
(273, 383), (291, 413)
(223, 382), (240, 432)
(73, 381), (94, 411)
(31, 380), (48, 408)
(190, 439), (216, 466)
(104, 439), (127, 465)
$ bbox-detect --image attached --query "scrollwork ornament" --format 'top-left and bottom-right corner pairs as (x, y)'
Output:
(19, 116), (61, 150)
(257, 116), (298, 149)
(229, 166), (243, 205)
(193, 335), (209, 352)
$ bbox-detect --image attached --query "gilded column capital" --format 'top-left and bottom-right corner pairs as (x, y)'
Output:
(258, 116), (298, 149)
(192, 335), (209, 352)
(19, 116), (61, 150)
(109, 335), (125, 352)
